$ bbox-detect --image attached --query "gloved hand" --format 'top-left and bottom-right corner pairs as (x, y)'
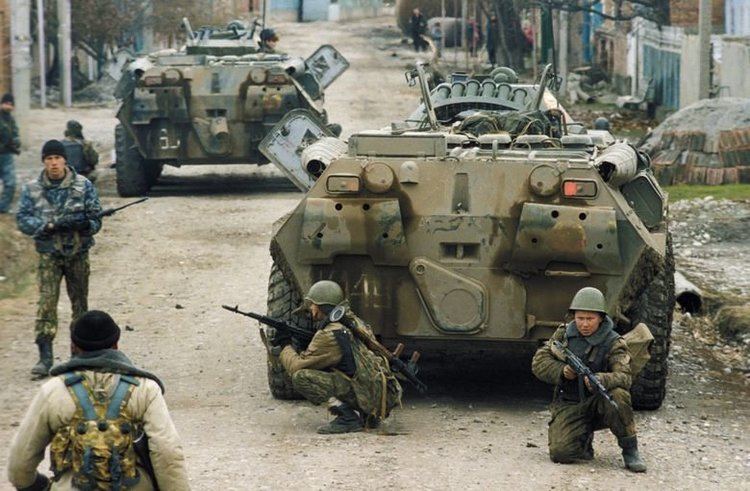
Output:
(269, 327), (291, 347)
(52, 212), (90, 233)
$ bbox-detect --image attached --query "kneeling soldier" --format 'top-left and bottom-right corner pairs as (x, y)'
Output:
(277, 280), (402, 434)
(7, 310), (190, 490)
(531, 287), (647, 472)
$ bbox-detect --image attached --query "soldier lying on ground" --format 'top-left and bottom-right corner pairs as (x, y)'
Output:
(532, 287), (648, 472)
(276, 280), (402, 434)
(7, 310), (190, 490)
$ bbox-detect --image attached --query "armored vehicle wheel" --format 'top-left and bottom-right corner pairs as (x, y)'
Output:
(628, 235), (675, 410)
(265, 263), (311, 399)
(115, 124), (150, 197)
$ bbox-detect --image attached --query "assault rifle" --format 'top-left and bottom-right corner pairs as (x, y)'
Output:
(47, 198), (149, 233)
(330, 305), (427, 394)
(133, 431), (159, 491)
(221, 305), (315, 345)
(97, 197), (149, 218)
(553, 340), (618, 409)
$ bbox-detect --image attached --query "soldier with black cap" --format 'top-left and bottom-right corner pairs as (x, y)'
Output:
(16, 140), (103, 378)
(62, 120), (99, 181)
(0, 92), (20, 213)
(531, 287), (647, 472)
(258, 28), (279, 53)
(7, 310), (190, 490)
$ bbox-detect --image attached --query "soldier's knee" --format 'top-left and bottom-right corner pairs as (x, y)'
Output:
(610, 388), (631, 405)
(548, 442), (579, 464)
(291, 369), (314, 389)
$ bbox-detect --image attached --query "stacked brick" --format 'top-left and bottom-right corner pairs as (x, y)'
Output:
(650, 128), (750, 185)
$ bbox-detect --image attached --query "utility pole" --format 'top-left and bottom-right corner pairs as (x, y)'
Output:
(559, 9), (569, 94)
(698, 0), (712, 99)
(10, 0), (31, 144)
(461, 0), (468, 70)
(57, 0), (72, 107)
(36, 0), (46, 108)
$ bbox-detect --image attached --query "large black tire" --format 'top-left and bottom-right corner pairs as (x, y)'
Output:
(628, 235), (675, 410)
(115, 124), (150, 197)
(265, 263), (311, 399)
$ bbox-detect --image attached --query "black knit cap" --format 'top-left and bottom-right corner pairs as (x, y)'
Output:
(71, 310), (121, 351)
(1, 93), (13, 104)
(42, 139), (67, 160)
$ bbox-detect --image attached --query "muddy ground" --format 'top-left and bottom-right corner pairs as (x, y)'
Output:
(1, 16), (748, 490)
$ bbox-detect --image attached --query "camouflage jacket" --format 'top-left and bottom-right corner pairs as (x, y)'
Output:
(532, 317), (632, 401)
(7, 369), (190, 491)
(16, 167), (102, 256)
(0, 110), (20, 154)
(279, 323), (345, 374)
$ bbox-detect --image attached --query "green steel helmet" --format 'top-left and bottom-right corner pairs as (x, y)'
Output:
(569, 287), (607, 314)
(65, 120), (83, 138)
(305, 280), (344, 307)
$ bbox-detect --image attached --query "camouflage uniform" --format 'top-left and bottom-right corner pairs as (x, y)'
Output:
(16, 167), (102, 340)
(532, 317), (636, 463)
(279, 310), (401, 427)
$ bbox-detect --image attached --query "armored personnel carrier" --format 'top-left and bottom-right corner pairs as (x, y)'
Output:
(113, 19), (348, 196)
(260, 64), (674, 409)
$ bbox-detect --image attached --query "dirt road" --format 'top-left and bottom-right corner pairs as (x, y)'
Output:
(1, 17), (748, 490)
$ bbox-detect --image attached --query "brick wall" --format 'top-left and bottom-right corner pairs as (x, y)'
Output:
(670, 0), (725, 29)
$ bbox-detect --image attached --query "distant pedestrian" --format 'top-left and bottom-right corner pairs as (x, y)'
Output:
(486, 15), (498, 67)
(430, 21), (443, 57)
(0, 93), (20, 213)
(410, 8), (427, 52)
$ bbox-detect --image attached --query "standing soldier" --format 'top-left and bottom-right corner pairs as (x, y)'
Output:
(276, 280), (402, 434)
(409, 8), (427, 52)
(7, 310), (191, 490)
(62, 120), (99, 182)
(531, 287), (647, 472)
(0, 93), (20, 213)
(16, 140), (103, 378)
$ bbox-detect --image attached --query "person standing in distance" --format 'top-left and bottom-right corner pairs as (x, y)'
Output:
(0, 93), (20, 213)
(16, 140), (102, 378)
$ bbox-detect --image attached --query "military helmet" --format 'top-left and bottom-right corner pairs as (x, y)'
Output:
(568, 287), (607, 314)
(305, 280), (344, 307)
(593, 117), (611, 131)
(260, 28), (278, 43)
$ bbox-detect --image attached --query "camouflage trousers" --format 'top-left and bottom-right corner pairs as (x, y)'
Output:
(292, 369), (360, 411)
(548, 388), (636, 463)
(35, 252), (90, 341)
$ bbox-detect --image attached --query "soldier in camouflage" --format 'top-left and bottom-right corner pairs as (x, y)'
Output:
(62, 120), (99, 182)
(277, 280), (402, 434)
(16, 140), (103, 379)
(532, 287), (647, 472)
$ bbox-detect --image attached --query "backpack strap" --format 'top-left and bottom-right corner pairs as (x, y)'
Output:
(64, 373), (97, 421)
(105, 375), (139, 420)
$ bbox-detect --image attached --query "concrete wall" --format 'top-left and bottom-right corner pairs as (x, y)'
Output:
(0, 0), (9, 95)
(718, 40), (750, 98)
(726, 0), (750, 35)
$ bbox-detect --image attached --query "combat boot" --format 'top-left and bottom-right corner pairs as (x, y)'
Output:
(581, 433), (594, 461)
(618, 435), (647, 473)
(30, 337), (53, 378)
(317, 400), (363, 434)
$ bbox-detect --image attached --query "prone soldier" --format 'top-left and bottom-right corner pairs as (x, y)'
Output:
(16, 140), (103, 378)
(531, 287), (647, 472)
(275, 280), (402, 434)
(7, 310), (190, 490)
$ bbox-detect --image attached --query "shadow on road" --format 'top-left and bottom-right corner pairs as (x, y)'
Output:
(148, 172), (301, 197)
(404, 355), (551, 410)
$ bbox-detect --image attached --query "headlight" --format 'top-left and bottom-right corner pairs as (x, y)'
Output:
(250, 67), (267, 84)
(326, 175), (361, 194)
(562, 179), (598, 198)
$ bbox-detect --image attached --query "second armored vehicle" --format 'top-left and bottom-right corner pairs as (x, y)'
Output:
(114, 20), (348, 196)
